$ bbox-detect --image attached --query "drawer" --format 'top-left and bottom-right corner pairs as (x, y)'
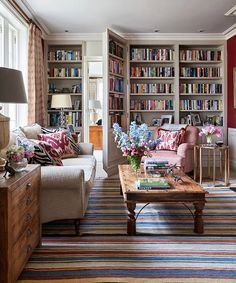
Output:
(11, 203), (39, 244)
(11, 212), (40, 281)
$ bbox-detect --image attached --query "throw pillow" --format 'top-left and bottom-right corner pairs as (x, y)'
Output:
(41, 127), (80, 155)
(38, 131), (77, 159)
(156, 128), (186, 151)
(17, 137), (62, 166)
(20, 123), (42, 139)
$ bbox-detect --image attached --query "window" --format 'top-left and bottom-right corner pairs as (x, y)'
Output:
(0, 2), (28, 129)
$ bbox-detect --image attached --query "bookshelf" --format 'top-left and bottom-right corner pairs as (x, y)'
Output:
(46, 44), (83, 135)
(179, 45), (224, 129)
(128, 45), (176, 126)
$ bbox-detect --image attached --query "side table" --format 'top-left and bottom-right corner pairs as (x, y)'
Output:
(194, 144), (230, 186)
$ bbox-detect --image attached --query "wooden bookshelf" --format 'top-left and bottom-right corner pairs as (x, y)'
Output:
(46, 44), (83, 135)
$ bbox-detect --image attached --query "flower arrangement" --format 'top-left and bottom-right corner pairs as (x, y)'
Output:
(6, 144), (34, 162)
(199, 124), (222, 144)
(113, 122), (159, 171)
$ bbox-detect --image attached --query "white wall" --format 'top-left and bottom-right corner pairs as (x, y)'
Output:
(85, 41), (102, 56)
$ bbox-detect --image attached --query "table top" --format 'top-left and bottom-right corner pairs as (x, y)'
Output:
(195, 144), (229, 150)
(118, 164), (207, 202)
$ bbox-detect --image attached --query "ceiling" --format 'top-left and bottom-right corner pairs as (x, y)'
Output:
(19, 0), (236, 34)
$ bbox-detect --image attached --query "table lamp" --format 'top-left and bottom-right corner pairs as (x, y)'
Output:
(89, 99), (101, 125)
(0, 67), (27, 170)
(51, 94), (72, 127)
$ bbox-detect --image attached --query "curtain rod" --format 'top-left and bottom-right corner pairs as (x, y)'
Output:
(7, 0), (42, 30)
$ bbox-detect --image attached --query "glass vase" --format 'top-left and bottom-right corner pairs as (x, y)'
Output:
(10, 158), (28, 172)
(206, 135), (213, 144)
(128, 155), (142, 173)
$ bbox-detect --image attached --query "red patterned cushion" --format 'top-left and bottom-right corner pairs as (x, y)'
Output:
(36, 141), (63, 166)
(156, 128), (186, 151)
(38, 131), (76, 159)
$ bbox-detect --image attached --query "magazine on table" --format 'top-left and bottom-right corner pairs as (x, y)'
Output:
(135, 177), (170, 190)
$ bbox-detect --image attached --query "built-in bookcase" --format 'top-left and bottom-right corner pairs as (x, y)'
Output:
(179, 45), (224, 130)
(46, 44), (84, 136)
(128, 44), (176, 127)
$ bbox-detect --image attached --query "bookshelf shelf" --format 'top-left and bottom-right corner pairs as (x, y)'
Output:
(109, 53), (124, 62)
(130, 77), (175, 80)
(180, 77), (222, 80)
(130, 93), (174, 96)
(180, 110), (223, 112)
(130, 110), (175, 113)
(109, 109), (124, 112)
(46, 44), (83, 133)
(180, 93), (222, 96)
(130, 60), (175, 64)
(109, 72), (124, 78)
(179, 60), (222, 64)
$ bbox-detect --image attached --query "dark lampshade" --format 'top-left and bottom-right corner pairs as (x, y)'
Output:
(0, 67), (27, 103)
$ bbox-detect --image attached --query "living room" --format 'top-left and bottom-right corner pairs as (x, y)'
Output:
(0, 0), (236, 282)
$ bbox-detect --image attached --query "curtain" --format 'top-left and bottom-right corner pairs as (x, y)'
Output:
(28, 23), (46, 126)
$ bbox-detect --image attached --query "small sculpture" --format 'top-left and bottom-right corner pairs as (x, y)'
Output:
(166, 164), (183, 183)
(3, 161), (16, 178)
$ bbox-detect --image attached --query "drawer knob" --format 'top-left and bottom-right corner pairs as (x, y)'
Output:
(26, 197), (32, 206)
(25, 213), (32, 222)
(27, 245), (32, 254)
(27, 228), (32, 237)
(26, 183), (32, 189)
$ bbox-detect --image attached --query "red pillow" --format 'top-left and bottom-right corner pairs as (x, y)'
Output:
(38, 131), (76, 159)
(156, 128), (186, 151)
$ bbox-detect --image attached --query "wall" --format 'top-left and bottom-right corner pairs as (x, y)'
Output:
(227, 35), (236, 128)
(86, 41), (102, 56)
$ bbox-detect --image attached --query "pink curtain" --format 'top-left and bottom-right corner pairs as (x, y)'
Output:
(28, 23), (46, 126)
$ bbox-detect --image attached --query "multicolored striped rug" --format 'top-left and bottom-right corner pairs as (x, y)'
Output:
(42, 178), (236, 236)
(18, 178), (236, 282)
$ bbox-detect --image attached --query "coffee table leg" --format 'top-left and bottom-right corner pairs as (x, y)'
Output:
(193, 202), (205, 234)
(127, 202), (136, 236)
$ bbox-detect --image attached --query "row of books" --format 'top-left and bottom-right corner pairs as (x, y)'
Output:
(180, 99), (223, 111)
(109, 95), (123, 110)
(130, 48), (175, 61)
(48, 50), (81, 61)
(180, 67), (221, 78)
(180, 83), (222, 94)
(109, 40), (124, 59)
(109, 58), (124, 75)
(109, 112), (125, 128)
(130, 83), (174, 94)
(179, 49), (221, 61)
(48, 83), (82, 93)
(65, 112), (82, 127)
(130, 99), (174, 111)
(130, 67), (175, 78)
(48, 68), (82, 78)
(109, 77), (124, 93)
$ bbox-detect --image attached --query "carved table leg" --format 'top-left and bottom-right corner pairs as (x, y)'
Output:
(127, 202), (136, 236)
(193, 202), (205, 234)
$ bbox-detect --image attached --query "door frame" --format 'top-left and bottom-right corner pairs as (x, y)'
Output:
(83, 56), (103, 143)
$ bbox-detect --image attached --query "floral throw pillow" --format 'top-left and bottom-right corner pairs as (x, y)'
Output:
(156, 128), (186, 151)
(38, 131), (76, 159)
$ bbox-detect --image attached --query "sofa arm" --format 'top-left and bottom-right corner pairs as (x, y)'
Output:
(177, 143), (194, 158)
(78, 143), (94, 155)
(41, 166), (85, 223)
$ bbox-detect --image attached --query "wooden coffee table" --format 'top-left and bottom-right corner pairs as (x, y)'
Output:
(119, 164), (207, 236)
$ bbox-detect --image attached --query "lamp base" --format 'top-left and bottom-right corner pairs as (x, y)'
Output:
(0, 157), (6, 172)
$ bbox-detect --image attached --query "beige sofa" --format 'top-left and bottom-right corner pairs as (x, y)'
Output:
(2, 125), (96, 234)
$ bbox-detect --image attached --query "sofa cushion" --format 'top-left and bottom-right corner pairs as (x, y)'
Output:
(41, 127), (81, 155)
(38, 131), (76, 159)
(156, 128), (186, 151)
(20, 123), (42, 139)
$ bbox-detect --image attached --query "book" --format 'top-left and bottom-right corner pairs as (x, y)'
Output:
(135, 177), (170, 190)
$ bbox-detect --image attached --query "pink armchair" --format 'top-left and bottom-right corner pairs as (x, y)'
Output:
(151, 125), (199, 173)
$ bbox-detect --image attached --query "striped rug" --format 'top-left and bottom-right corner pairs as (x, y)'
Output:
(18, 178), (236, 282)
(42, 178), (236, 236)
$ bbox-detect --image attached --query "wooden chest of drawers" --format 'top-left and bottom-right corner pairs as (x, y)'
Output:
(0, 165), (41, 283)
(89, 125), (102, 150)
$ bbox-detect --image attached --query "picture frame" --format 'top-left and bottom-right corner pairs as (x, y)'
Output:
(152, 118), (162, 127)
(67, 124), (75, 133)
(133, 113), (142, 125)
(160, 114), (172, 125)
(234, 67), (236, 108)
(191, 113), (201, 126)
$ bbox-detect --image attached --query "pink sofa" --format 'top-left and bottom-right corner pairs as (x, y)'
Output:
(150, 125), (199, 173)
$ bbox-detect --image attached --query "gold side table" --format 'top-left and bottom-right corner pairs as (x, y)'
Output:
(194, 144), (230, 186)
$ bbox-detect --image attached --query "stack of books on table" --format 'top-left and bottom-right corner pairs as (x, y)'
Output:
(135, 177), (170, 190)
(144, 158), (169, 173)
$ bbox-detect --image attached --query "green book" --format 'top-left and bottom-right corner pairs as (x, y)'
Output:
(135, 177), (170, 190)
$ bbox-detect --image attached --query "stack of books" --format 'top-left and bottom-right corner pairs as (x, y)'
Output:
(135, 177), (170, 190)
(144, 158), (169, 173)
